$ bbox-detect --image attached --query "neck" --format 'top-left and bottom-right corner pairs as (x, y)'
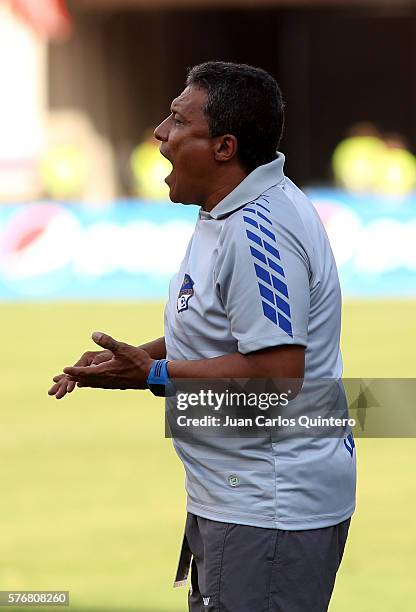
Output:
(202, 168), (248, 212)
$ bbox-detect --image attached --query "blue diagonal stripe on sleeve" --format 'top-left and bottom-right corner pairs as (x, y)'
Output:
(254, 263), (272, 286)
(268, 258), (285, 277)
(263, 241), (280, 259)
(259, 282), (275, 305)
(278, 313), (293, 336)
(244, 216), (259, 228)
(259, 224), (276, 242)
(256, 210), (272, 225)
(250, 246), (267, 265)
(243, 209), (292, 338)
(271, 274), (289, 298)
(246, 229), (262, 246)
(275, 295), (291, 318)
(262, 301), (277, 324)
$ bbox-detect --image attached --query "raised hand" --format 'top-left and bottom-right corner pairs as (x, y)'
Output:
(48, 347), (114, 399)
(59, 332), (153, 393)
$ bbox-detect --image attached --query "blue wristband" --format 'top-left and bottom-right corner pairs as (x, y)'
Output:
(146, 359), (175, 397)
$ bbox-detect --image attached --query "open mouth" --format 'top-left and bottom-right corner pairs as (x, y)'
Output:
(160, 149), (174, 184)
(160, 148), (172, 164)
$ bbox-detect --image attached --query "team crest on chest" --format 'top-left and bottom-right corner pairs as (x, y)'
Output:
(177, 274), (194, 313)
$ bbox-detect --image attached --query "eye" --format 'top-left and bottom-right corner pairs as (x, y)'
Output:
(172, 113), (183, 125)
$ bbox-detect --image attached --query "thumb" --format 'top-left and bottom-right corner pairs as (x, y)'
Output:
(92, 331), (123, 353)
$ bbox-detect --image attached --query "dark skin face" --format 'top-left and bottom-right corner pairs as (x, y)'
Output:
(154, 85), (248, 211)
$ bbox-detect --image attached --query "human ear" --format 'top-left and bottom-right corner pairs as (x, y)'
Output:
(213, 134), (238, 163)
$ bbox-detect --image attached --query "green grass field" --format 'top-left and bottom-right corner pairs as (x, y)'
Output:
(1, 300), (415, 612)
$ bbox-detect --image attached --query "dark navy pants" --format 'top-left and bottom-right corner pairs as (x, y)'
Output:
(184, 513), (350, 612)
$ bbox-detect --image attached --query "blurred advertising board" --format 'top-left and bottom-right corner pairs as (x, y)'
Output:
(0, 190), (415, 300)
(309, 189), (416, 297)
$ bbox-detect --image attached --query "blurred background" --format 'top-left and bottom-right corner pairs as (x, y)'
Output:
(0, 0), (415, 611)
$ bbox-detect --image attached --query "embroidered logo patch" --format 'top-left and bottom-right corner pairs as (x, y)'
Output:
(177, 274), (194, 313)
(203, 596), (210, 606)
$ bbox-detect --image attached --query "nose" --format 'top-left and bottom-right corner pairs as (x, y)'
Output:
(154, 116), (169, 142)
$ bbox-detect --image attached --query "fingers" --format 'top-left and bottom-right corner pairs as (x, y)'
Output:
(51, 351), (96, 390)
(74, 352), (95, 367)
(48, 376), (75, 399)
(48, 382), (60, 396)
(93, 351), (113, 365)
(63, 365), (90, 377)
(50, 348), (114, 398)
(50, 340), (124, 398)
(55, 380), (70, 400)
(63, 361), (109, 378)
(67, 380), (76, 393)
(92, 331), (126, 354)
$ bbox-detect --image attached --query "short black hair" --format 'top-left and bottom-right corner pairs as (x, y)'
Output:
(186, 61), (284, 173)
